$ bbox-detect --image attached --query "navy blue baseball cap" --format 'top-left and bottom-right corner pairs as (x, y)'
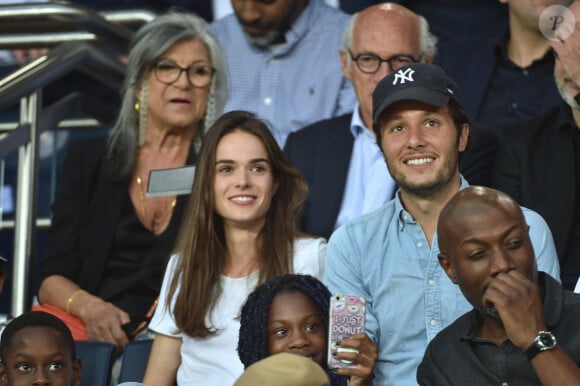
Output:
(372, 63), (466, 124)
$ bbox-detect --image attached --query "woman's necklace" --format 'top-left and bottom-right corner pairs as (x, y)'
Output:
(136, 171), (177, 234)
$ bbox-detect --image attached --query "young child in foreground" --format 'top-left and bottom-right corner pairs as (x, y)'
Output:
(238, 274), (377, 386)
(0, 311), (81, 386)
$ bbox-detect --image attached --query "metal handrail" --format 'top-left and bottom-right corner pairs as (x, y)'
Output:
(0, 41), (125, 109)
(0, 40), (127, 316)
(100, 9), (157, 29)
(0, 1), (139, 50)
(11, 92), (40, 319)
(0, 118), (102, 133)
(0, 7), (156, 49)
(1, 91), (114, 232)
(0, 90), (118, 159)
(1, 218), (51, 229)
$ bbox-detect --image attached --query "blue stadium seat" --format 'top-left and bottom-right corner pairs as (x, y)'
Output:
(118, 339), (153, 383)
(75, 340), (116, 386)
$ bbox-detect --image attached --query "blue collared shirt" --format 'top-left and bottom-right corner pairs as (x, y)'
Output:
(334, 104), (396, 230)
(324, 177), (561, 386)
(210, 0), (356, 146)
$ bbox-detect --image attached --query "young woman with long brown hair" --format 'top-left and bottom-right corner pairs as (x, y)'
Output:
(143, 111), (326, 386)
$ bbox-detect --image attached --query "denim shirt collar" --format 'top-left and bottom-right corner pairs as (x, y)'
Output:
(395, 175), (470, 229)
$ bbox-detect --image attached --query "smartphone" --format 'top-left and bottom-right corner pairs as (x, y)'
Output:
(327, 294), (366, 370)
(122, 317), (150, 340)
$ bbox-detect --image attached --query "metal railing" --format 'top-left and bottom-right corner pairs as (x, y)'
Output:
(0, 1), (152, 316)
(0, 1), (155, 49)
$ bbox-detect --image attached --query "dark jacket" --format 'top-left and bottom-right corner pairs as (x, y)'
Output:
(40, 137), (188, 308)
(491, 104), (576, 260)
(284, 114), (354, 240)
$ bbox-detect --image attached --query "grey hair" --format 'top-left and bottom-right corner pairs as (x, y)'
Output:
(418, 14), (438, 61)
(107, 11), (228, 179)
(138, 79), (149, 146)
(341, 9), (438, 63)
(342, 12), (358, 53)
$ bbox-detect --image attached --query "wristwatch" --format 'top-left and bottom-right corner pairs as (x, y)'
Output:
(524, 331), (557, 360)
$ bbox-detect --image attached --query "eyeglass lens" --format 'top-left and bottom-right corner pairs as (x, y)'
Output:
(154, 60), (213, 87)
(353, 53), (415, 73)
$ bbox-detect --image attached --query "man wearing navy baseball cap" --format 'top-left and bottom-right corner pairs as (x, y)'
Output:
(324, 63), (561, 385)
(372, 62), (465, 123)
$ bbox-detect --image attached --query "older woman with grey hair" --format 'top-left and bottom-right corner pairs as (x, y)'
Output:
(37, 11), (227, 350)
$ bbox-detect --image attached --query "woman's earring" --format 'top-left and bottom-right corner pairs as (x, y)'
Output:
(134, 101), (140, 111)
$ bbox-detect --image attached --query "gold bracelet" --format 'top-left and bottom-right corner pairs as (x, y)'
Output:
(65, 289), (86, 313)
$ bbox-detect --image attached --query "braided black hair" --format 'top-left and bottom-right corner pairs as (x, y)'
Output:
(238, 274), (346, 386)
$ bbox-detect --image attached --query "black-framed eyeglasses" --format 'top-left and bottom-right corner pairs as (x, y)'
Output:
(153, 59), (215, 87)
(349, 51), (417, 74)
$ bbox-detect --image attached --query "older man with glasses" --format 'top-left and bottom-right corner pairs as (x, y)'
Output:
(283, 3), (436, 240)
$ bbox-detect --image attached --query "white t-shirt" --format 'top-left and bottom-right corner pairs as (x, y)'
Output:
(149, 237), (327, 386)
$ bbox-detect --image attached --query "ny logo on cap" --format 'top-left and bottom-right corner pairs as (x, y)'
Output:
(392, 68), (415, 85)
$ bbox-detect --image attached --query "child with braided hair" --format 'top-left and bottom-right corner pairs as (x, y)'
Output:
(238, 274), (376, 386)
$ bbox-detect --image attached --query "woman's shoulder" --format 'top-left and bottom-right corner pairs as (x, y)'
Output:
(164, 254), (181, 276)
(292, 236), (327, 280)
(293, 235), (327, 251)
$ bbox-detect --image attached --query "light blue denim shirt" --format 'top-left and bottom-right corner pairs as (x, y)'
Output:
(324, 177), (560, 386)
(334, 104), (396, 231)
(210, 0), (356, 147)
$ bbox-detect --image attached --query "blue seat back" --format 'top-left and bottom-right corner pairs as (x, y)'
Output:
(75, 340), (116, 386)
(118, 339), (153, 383)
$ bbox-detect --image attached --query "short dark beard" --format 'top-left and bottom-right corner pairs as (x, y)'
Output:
(387, 126), (462, 200)
(397, 169), (455, 199)
(243, 29), (283, 48)
(392, 154), (459, 200)
(238, 0), (305, 48)
(476, 306), (502, 321)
